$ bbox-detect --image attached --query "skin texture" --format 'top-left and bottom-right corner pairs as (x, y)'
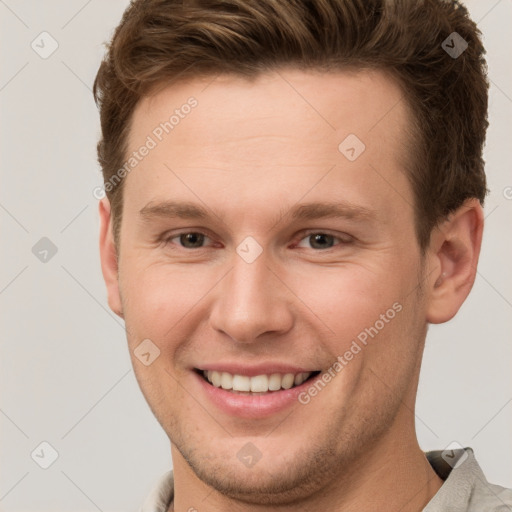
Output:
(99, 69), (484, 511)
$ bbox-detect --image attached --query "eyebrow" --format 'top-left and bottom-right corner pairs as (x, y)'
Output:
(139, 200), (377, 224)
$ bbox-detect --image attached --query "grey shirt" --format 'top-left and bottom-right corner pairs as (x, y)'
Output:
(139, 448), (512, 512)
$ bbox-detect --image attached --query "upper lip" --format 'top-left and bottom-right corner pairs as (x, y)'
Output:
(194, 363), (319, 377)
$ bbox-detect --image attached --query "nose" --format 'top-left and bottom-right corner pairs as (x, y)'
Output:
(209, 247), (294, 344)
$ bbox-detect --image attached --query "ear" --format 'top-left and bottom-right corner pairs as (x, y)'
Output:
(425, 198), (484, 324)
(98, 197), (123, 318)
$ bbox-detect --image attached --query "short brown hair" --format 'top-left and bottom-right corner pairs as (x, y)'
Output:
(93, 0), (489, 252)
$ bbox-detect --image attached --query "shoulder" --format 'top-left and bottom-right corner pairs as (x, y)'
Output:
(424, 448), (512, 512)
(469, 478), (512, 511)
(139, 470), (174, 512)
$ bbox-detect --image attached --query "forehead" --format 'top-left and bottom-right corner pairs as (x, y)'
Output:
(130, 68), (409, 154)
(124, 68), (414, 226)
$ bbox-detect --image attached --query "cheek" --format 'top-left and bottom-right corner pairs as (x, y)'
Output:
(293, 263), (420, 385)
(119, 242), (419, 353)
(289, 264), (403, 334)
(120, 259), (199, 324)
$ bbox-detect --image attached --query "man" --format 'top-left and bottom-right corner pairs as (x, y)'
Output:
(93, 0), (511, 510)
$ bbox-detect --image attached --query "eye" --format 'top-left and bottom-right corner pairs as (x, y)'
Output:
(164, 231), (213, 249)
(295, 232), (352, 250)
(161, 230), (352, 251)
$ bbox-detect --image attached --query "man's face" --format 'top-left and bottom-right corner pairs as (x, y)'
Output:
(112, 69), (430, 501)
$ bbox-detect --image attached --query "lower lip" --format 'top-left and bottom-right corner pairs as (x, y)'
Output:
(193, 370), (321, 419)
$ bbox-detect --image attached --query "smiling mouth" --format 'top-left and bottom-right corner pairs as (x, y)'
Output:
(194, 368), (321, 394)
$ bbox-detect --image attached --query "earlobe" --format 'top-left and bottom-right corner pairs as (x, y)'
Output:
(98, 198), (124, 318)
(426, 199), (484, 324)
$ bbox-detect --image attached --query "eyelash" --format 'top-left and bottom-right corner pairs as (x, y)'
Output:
(160, 230), (353, 252)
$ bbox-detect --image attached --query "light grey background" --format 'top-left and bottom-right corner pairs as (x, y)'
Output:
(0, 1), (510, 511)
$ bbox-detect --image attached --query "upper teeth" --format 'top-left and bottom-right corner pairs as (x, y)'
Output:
(203, 370), (312, 392)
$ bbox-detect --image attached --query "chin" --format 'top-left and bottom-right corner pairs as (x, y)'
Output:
(172, 433), (346, 506)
